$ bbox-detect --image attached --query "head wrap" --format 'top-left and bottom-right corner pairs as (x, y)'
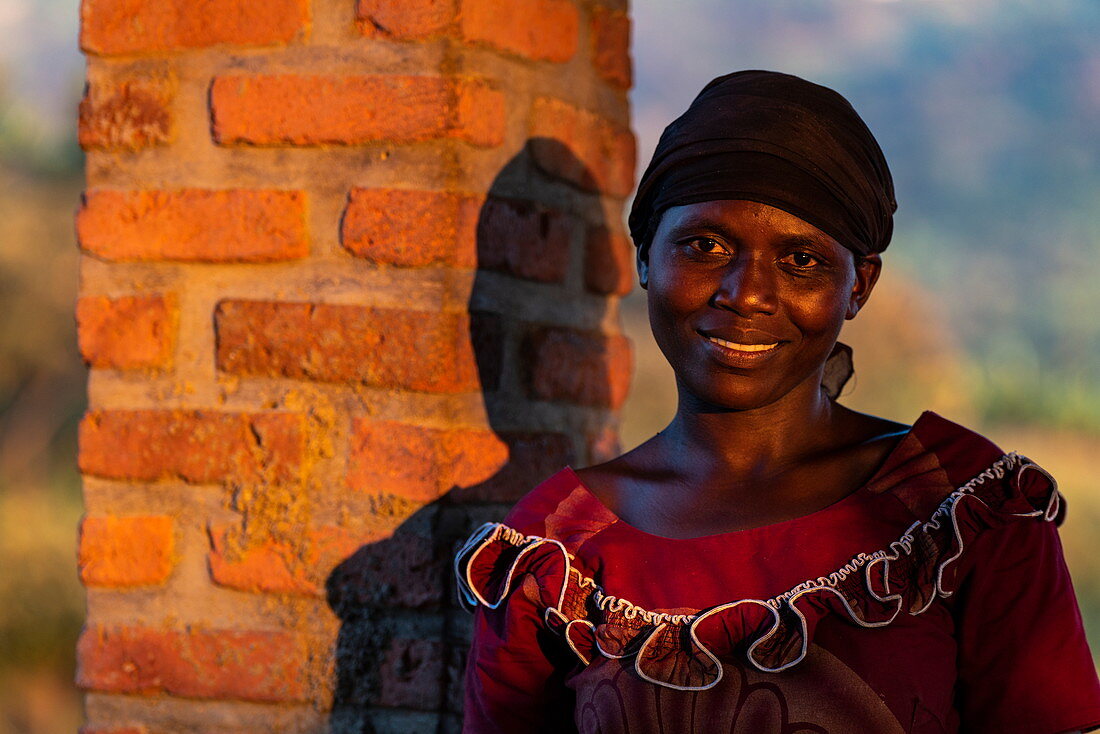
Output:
(628, 70), (897, 261)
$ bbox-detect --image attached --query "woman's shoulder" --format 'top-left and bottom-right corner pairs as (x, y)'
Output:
(845, 409), (1012, 497)
(499, 465), (619, 543)
(903, 410), (1009, 480)
(864, 409), (1063, 525)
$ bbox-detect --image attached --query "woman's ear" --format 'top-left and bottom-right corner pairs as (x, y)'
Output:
(846, 253), (881, 319)
(637, 245), (649, 290)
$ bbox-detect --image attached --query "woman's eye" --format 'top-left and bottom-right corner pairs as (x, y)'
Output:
(783, 251), (821, 268)
(685, 237), (726, 255)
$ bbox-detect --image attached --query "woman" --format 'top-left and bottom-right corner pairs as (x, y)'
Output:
(455, 71), (1100, 733)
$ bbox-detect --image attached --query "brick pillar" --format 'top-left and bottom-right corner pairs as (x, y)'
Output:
(75, 1), (634, 732)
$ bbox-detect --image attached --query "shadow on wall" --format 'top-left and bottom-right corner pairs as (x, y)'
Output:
(326, 138), (625, 733)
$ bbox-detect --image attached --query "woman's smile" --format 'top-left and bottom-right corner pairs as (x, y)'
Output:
(699, 330), (786, 367)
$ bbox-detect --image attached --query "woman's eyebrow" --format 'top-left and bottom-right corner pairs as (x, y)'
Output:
(777, 234), (830, 251)
(664, 216), (731, 238)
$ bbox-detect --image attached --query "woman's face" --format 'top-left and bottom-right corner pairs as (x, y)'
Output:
(639, 199), (881, 411)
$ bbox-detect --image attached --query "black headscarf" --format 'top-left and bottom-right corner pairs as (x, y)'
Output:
(629, 70), (896, 261)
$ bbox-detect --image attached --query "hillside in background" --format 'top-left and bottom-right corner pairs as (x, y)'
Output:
(634, 0), (1100, 430)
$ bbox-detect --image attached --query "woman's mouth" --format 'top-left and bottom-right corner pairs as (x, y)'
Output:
(699, 331), (786, 368)
(703, 335), (780, 353)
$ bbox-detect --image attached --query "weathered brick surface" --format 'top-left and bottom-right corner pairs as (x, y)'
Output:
(584, 225), (635, 296)
(325, 527), (446, 609)
(79, 515), (175, 587)
(215, 301), (482, 393)
(77, 295), (176, 370)
(354, 0), (579, 67)
(211, 75), (505, 148)
(356, 0), (456, 40)
(530, 98), (635, 197)
(452, 431), (574, 502)
(347, 421), (507, 499)
(80, 0), (310, 55)
(477, 197), (575, 282)
(376, 639), (444, 709)
(342, 188), (481, 267)
(461, 0), (579, 63)
(208, 524), (375, 597)
(77, 190), (308, 262)
(591, 8), (632, 89)
(345, 189), (578, 281)
(445, 643), (466, 713)
(79, 727), (147, 734)
(77, 0), (634, 725)
(76, 626), (308, 702)
(526, 327), (632, 408)
(78, 77), (174, 150)
(78, 410), (304, 484)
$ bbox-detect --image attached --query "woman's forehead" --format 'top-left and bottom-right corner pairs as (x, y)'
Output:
(657, 200), (846, 248)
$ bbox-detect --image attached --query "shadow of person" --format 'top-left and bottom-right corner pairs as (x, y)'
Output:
(326, 138), (631, 733)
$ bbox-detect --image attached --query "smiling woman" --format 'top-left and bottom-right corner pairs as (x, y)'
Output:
(455, 71), (1100, 733)
(642, 199), (880, 416)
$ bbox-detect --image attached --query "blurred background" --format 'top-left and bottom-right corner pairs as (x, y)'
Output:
(1, 0), (1097, 731)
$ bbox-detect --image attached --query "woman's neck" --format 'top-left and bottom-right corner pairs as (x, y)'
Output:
(658, 378), (841, 481)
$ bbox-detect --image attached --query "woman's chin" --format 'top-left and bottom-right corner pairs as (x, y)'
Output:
(676, 371), (826, 413)
(678, 382), (787, 413)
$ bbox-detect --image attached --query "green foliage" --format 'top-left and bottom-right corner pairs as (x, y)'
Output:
(0, 483), (84, 671)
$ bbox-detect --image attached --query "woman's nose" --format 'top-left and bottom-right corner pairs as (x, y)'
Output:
(710, 256), (778, 316)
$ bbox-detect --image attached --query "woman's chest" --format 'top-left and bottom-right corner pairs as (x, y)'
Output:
(565, 610), (960, 734)
(556, 502), (963, 733)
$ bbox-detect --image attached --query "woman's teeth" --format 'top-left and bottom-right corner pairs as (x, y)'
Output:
(705, 335), (779, 352)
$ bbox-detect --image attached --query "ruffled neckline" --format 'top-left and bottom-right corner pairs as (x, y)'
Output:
(455, 443), (1062, 690)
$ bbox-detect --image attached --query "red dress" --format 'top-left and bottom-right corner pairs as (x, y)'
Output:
(456, 411), (1100, 733)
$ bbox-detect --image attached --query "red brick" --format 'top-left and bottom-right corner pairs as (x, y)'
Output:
(89, 728), (262, 734)
(377, 638), (443, 709)
(78, 410), (304, 484)
(80, 0), (310, 55)
(211, 75), (504, 148)
(77, 189), (308, 262)
(456, 78), (507, 149)
(477, 197), (575, 282)
(460, 0), (579, 63)
(591, 8), (632, 89)
(525, 327), (632, 408)
(208, 523), (374, 596)
(451, 431), (574, 502)
(77, 295), (176, 370)
(325, 526), (444, 608)
(342, 188), (481, 267)
(345, 188), (577, 281)
(356, 0), (456, 39)
(530, 98), (635, 197)
(76, 625), (307, 702)
(79, 515), (175, 587)
(347, 420), (507, 500)
(78, 76), (174, 150)
(585, 225), (635, 296)
(215, 301), (482, 393)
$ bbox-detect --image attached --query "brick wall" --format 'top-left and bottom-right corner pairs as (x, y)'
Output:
(76, 0), (634, 731)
